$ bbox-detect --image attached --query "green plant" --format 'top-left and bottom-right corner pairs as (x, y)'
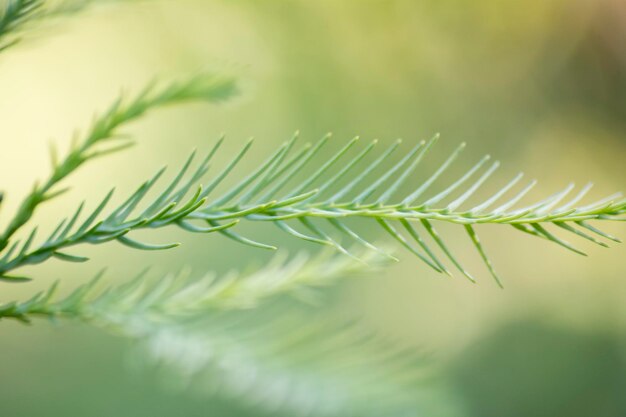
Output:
(1, 1), (624, 416)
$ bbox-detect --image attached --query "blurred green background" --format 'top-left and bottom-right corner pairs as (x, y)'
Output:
(0, 0), (625, 416)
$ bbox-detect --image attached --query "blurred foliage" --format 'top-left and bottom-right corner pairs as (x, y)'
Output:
(0, 0), (625, 416)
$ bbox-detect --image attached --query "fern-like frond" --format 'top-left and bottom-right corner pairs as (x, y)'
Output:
(186, 134), (622, 286)
(0, 251), (453, 416)
(0, 73), (236, 254)
(1, 133), (623, 284)
(0, 248), (387, 321)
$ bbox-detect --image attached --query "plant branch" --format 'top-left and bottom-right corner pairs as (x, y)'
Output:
(0, 74), (236, 253)
(0, 248), (386, 321)
(0, 135), (622, 285)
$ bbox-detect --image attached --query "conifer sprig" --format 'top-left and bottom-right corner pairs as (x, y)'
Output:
(0, 122), (623, 285)
(3, 1), (622, 415)
(0, 250), (451, 417)
(0, 248), (386, 322)
(185, 134), (624, 286)
(0, 74), (236, 255)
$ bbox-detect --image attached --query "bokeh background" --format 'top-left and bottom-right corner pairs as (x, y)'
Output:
(0, 1), (625, 416)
